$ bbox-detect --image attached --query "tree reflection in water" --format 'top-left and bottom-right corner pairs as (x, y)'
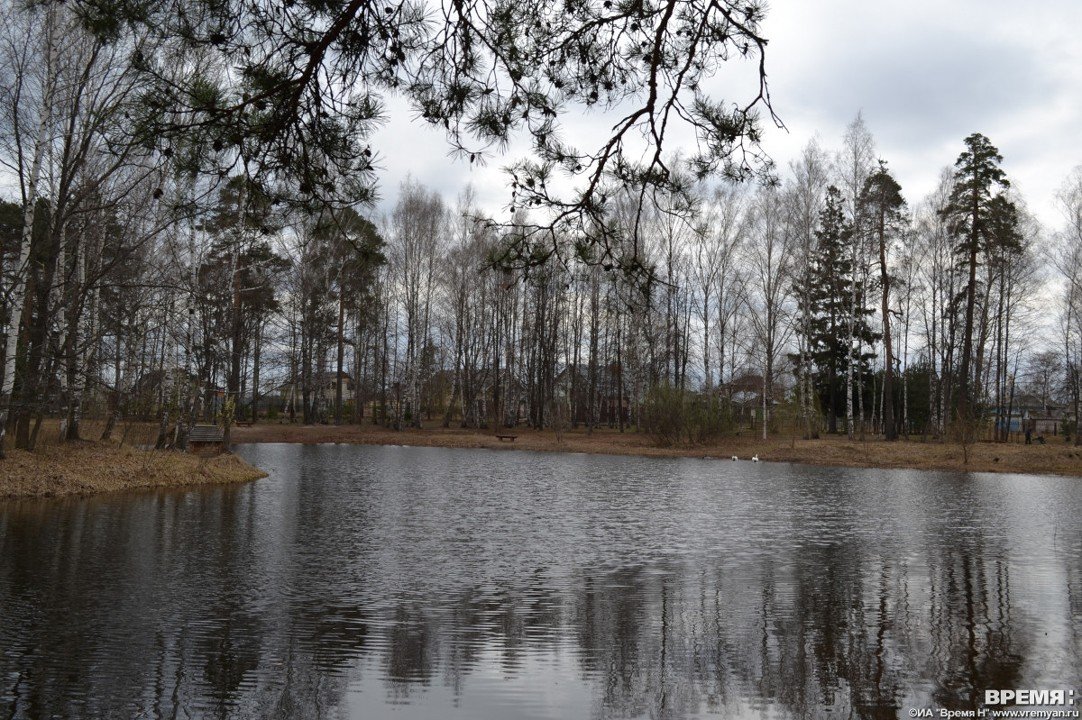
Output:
(0, 444), (1078, 719)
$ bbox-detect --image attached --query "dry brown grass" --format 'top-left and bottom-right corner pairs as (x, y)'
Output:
(4, 417), (1076, 501)
(20, 418), (162, 450)
(233, 422), (1082, 477)
(0, 440), (267, 500)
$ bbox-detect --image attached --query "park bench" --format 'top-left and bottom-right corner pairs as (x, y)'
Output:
(495, 434), (518, 442)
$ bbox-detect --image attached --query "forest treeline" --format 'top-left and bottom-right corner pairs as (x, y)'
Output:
(1, 1), (1081, 455)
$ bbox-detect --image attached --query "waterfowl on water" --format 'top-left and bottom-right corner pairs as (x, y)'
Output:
(731, 455), (738, 461)
(752, 455), (760, 462)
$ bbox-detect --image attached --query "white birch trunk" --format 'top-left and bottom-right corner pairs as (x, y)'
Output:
(0, 5), (57, 458)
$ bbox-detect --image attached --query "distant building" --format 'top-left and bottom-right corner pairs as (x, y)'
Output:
(995, 395), (1069, 436)
(278, 372), (354, 408)
(719, 373), (768, 424)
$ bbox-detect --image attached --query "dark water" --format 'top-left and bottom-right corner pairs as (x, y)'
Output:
(1, 444), (1080, 719)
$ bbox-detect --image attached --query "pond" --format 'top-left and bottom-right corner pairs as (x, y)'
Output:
(1, 443), (1080, 719)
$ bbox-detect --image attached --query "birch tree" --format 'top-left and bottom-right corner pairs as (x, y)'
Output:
(787, 141), (829, 438)
(746, 187), (792, 439)
(836, 113), (876, 439)
(1055, 168), (1082, 446)
(390, 181), (444, 427)
(0, 1), (58, 458)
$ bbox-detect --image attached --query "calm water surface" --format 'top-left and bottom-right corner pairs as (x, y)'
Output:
(1, 443), (1080, 719)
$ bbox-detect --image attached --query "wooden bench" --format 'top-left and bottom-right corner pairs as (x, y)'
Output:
(189, 425), (225, 454)
(495, 434), (518, 442)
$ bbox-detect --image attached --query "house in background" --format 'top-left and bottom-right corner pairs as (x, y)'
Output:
(278, 371), (354, 415)
(996, 395), (1069, 437)
(720, 373), (766, 426)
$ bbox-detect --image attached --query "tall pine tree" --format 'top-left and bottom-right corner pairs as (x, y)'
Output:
(940, 133), (1010, 428)
(860, 161), (906, 440)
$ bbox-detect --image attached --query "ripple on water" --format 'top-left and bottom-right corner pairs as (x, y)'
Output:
(1, 443), (1080, 719)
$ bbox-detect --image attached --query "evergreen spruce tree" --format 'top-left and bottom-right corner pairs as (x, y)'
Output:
(799, 186), (877, 433)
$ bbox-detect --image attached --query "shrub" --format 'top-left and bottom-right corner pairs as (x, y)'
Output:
(769, 397), (802, 437)
(643, 384), (685, 446)
(1062, 419), (1076, 441)
(643, 384), (733, 446)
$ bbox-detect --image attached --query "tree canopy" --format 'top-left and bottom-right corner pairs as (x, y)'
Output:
(73, 0), (778, 272)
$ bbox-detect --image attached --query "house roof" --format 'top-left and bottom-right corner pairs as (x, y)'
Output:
(721, 374), (763, 393)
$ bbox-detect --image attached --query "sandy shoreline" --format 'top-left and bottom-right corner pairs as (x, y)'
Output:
(232, 423), (1082, 478)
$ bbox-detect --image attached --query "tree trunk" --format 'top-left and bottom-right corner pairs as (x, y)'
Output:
(334, 290), (345, 425)
(0, 4), (56, 459)
(251, 319), (262, 424)
(879, 214), (896, 440)
(958, 185), (981, 432)
(101, 315), (125, 441)
(846, 233), (857, 440)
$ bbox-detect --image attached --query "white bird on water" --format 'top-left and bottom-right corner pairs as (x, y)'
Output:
(731, 455), (738, 461)
(752, 455), (760, 462)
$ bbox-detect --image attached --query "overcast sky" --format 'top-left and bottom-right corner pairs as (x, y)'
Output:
(372, 0), (1082, 231)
